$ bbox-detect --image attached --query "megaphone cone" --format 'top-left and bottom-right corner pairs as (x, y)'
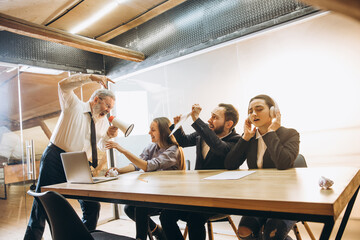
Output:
(108, 116), (134, 137)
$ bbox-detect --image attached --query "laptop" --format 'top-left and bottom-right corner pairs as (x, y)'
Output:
(61, 151), (118, 184)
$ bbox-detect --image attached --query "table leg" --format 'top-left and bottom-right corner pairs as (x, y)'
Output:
(319, 217), (335, 240)
(335, 186), (359, 240)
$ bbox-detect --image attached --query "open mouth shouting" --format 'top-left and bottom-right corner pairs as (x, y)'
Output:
(253, 118), (260, 122)
(99, 111), (107, 117)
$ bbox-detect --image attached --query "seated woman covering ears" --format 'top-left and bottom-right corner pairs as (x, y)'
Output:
(106, 117), (185, 240)
(224, 94), (300, 240)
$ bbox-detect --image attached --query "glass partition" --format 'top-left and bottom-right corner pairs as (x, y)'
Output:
(0, 65), (117, 238)
(0, 63), (28, 236)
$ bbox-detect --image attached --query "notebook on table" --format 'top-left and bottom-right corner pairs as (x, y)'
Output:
(61, 151), (118, 184)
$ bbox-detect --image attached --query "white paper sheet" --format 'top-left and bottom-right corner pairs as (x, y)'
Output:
(203, 171), (255, 180)
(170, 112), (191, 135)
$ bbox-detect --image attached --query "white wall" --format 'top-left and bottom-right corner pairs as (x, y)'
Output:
(111, 12), (360, 218)
(234, 13), (360, 168)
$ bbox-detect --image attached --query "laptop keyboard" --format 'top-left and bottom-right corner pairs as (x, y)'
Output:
(92, 176), (117, 183)
(93, 177), (108, 181)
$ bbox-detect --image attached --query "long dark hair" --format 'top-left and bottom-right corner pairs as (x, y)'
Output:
(152, 117), (178, 148)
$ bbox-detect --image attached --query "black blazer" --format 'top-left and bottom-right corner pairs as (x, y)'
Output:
(225, 127), (299, 170)
(173, 118), (240, 170)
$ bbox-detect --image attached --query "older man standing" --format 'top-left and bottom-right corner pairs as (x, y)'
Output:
(24, 74), (118, 240)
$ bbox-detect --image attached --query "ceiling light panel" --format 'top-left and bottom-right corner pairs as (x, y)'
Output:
(48, 0), (165, 38)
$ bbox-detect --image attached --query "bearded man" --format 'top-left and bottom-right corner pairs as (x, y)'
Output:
(160, 103), (240, 240)
(24, 74), (118, 240)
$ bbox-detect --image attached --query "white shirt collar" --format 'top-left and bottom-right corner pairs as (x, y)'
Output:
(83, 101), (91, 114)
(256, 129), (261, 139)
(256, 129), (267, 169)
(220, 129), (232, 139)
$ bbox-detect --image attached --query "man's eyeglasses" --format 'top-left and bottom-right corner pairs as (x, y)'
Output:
(99, 97), (112, 109)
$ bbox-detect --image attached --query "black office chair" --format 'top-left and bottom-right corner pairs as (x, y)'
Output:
(292, 154), (316, 240)
(293, 154), (307, 168)
(27, 190), (135, 240)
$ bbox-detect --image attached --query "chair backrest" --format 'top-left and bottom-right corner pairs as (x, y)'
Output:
(27, 190), (94, 240)
(186, 159), (191, 170)
(293, 154), (307, 168)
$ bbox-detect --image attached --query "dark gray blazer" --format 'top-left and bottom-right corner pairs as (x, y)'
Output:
(173, 118), (240, 170)
(225, 126), (300, 170)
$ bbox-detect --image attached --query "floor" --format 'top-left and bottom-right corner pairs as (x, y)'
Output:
(96, 216), (360, 240)
(1, 183), (360, 240)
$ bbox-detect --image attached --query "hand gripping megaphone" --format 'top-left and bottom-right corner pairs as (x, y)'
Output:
(108, 116), (134, 137)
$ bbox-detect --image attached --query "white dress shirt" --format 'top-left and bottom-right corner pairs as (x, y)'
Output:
(201, 140), (210, 159)
(256, 129), (267, 169)
(50, 74), (110, 159)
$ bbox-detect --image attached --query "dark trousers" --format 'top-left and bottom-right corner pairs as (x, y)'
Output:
(160, 210), (212, 240)
(23, 144), (100, 240)
(239, 216), (296, 240)
(124, 204), (161, 240)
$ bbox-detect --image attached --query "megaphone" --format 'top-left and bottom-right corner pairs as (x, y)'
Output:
(108, 116), (134, 137)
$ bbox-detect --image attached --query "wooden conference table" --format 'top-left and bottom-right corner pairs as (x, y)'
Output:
(43, 167), (360, 240)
